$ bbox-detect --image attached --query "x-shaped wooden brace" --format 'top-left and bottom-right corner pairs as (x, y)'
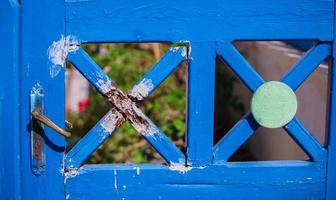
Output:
(65, 47), (187, 169)
(213, 42), (330, 163)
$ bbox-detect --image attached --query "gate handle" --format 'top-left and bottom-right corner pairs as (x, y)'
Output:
(31, 111), (71, 137)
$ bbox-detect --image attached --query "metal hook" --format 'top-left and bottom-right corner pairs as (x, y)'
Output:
(31, 111), (71, 137)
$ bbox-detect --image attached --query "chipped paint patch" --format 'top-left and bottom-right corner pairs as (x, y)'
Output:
(169, 163), (192, 174)
(128, 78), (154, 101)
(100, 109), (124, 133)
(133, 166), (141, 176)
(62, 168), (79, 184)
(48, 35), (79, 78)
(97, 79), (113, 93)
(170, 46), (187, 58)
(105, 83), (159, 137)
(114, 169), (118, 189)
(136, 167), (140, 176)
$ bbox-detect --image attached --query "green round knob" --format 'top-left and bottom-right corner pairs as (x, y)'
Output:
(251, 81), (297, 128)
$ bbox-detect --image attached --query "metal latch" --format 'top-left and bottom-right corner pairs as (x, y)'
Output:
(30, 83), (71, 175)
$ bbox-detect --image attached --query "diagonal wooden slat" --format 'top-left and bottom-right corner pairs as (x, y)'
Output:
(281, 43), (331, 91)
(284, 117), (327, 162)
(65, 47), (187, 168)
(213, 113), (259, 162)
(65, 109), (123, 169)
(128, 46), (187, 101)
(217, 42), (265, 92)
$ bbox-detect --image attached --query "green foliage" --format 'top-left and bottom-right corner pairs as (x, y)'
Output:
(67, 43), (186, 163)
(67, 43), (243, 164)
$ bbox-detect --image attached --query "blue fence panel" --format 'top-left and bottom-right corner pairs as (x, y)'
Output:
(1, 0), (336, 199)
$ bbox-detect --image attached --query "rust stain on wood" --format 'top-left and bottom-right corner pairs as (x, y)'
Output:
(104, 83), (157, 136)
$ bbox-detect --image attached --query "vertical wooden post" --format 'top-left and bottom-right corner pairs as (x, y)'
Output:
(186, 42), (216, 165)
(0, 0), (21, 199)
(326, 5), (336, 198)
(20, 0), (66, 199)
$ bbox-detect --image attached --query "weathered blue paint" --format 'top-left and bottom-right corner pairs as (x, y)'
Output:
(65, 47), (187, 168)
(1, 0), (336, 199)
(65, 0), (333, 42)
(67, 48), (186, 166)
(65, 161), (326, 200)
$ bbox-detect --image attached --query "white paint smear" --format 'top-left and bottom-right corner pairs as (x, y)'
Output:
(136, 167), (140, 176)
(114, 169), (118, 189)
(48, 35), (79, 78)
(63, 169), (79, 179)
(128, 78), (154, 101)
(170, 46), (187, 57)
(169, 163), (192, 174)
(100, 109), (123, 133)
(97, 79), (113, 94)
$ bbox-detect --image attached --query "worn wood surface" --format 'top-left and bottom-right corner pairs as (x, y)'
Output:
(2, 0), (335, 199)
(65, 0), (333, 42)
(66, 162), (326, 200)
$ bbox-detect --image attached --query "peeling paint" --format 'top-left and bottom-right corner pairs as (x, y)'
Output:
(136, 167), (140, 176)
(128, 78), (154, 101)
(105, 83), (159, 137)
(114, 169), (118, 189)
(131, 104), (158, 137)
(63, 168), (79, 183)
(48, 35), (79, 78)
(100, 109), (124, 133)
(170, 46), (187, 58)
(97, 79), (113, 93)
(169, 163), (192, 174)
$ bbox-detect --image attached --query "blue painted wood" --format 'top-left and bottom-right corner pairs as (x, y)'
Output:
(65, 162), (326, 200)
(0, 0), (21, 198)
(326, 10), (336, 198)
(65, 47), (186, 168)
(3, 0), (335, 198)
(65, 109), (122, 169)
(217, 42), (265, 92)
(65, 0), (333, 42)
(67, 48), (185, 165)
(281, 43), (331, 90)
(19, 0), (66, 199)
(213, 114), (259, 162)
(214, 41), (329, 163)
(284, 117), (327, 162)
(186, 42), (216, 165)
(129, 46), (187, 101)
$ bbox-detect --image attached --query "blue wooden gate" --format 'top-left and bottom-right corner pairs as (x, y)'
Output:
(1, 0), (336, 199)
